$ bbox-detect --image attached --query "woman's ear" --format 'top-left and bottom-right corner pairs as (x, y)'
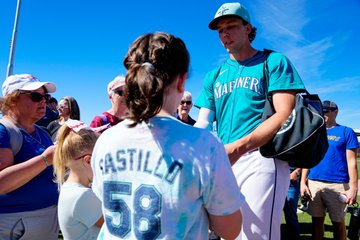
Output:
(177, 72), (187, 93)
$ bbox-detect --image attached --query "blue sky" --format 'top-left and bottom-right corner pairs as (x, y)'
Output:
(1, 0), (360, 130)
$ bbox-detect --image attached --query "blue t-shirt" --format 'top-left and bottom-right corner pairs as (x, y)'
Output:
(0, 124), (59, 213)
(195, 51), (305, 144)
(308, 124), (359, 183)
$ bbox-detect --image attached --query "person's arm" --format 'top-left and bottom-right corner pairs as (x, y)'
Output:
(300, 168), (311, 198)
(0, 145), (55, 194)
(345, 148), (358, 205)
(209, 210), (242, 240)
(225, 91), (296, 164)
(290, 168), (302, 183)
(95, 216), (104, 227)
(194, 107), (215, 130)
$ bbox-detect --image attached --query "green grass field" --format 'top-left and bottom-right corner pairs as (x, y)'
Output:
(281, 198), (359, 239)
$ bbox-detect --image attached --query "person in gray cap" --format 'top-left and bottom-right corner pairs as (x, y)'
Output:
(301, 100), (359, 239)
(194, 2), (306, 239)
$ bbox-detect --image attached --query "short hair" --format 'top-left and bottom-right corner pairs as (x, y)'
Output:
(182, 91), (192, 100)
(242, 19), (257, 43)
(48, 97), (58, 104)
(0, 91), (20, 115)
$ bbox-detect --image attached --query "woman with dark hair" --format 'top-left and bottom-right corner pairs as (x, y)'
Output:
(91, 32), (243, 239)
(47, 96), (80, 142)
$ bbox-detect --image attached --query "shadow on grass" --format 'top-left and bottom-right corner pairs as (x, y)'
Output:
(281, 222), (334, 239)
(281, 205), (359, 240)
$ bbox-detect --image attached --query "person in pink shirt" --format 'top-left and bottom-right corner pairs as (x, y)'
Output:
(90, 76), (128, 132)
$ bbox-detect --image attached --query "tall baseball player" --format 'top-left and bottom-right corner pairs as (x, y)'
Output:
(195, 2), (305, 239)
(91, 32), (243, 240)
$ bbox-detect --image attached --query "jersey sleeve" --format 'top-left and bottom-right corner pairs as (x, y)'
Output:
(345, 127), (360, 149)
(202, 135), (244, 216)
(194, 69), (219, 112)
(0, 124), (11, 149)
(74, 188), (103, 227)
(267, 52), (306, 93)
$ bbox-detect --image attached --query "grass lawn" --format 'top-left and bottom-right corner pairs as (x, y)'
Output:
(282, 201), (358, 239)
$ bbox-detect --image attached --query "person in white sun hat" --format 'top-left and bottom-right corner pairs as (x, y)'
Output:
(0, 74), (60, 240)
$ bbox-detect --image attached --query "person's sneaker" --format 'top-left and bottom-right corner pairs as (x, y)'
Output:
(298, 203), (308, 212)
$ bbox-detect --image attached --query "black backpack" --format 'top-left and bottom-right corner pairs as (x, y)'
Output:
(259, 49), (329, 168)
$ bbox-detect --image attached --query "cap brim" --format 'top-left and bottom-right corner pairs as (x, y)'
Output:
(208, 15), (243, 30)
(19, 82), (56, 93)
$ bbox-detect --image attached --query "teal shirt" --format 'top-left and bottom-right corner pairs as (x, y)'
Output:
(195, 51), (305, 144)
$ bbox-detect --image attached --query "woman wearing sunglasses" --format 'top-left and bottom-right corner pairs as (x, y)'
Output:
(0, 74), (59, 239)
(47, 96), (80, 142)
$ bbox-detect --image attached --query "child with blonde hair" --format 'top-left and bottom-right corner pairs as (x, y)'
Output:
(53, 119), (103, 240)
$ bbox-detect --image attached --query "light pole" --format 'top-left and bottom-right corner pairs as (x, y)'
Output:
(6, 0), (22, 77)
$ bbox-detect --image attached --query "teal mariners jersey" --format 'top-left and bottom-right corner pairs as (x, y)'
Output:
(91, 117), (243, 239)
(195, 50), (306, 144)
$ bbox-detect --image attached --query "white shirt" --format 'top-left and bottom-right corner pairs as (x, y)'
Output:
(58, 182), (102, 240)
(92, 116), (243, 240)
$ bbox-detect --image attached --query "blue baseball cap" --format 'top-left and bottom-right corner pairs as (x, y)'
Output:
(209, 2), (251, 30)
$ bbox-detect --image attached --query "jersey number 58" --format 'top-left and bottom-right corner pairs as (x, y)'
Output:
(103, 181), (162, 239)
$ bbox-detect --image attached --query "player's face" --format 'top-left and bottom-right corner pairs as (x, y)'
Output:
(217, 18), (250, 54)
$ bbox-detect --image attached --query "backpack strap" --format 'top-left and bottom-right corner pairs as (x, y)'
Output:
(0, 117), (23, 156)
(262, 48), (274, 102)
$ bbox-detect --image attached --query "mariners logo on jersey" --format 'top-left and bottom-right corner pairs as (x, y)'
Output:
(276, 109), (296, 135)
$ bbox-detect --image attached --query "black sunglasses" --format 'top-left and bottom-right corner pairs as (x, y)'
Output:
(113, 89), (124, 96)
(180, 100), (192, 105)
(322, 107), (337, 113)
(19, 91), (50, 102)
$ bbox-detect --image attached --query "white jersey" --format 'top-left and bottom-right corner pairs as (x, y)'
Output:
(57, 182), (102, 240)
(91, 116), (243, 240)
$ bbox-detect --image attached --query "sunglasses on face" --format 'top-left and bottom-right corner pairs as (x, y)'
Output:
(57, 104), (68, 110)
(113, 89), (124, 96)
(323, 108), (337, 113)
(19, 91), (50, 102)
(180, 100), (192, 105)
